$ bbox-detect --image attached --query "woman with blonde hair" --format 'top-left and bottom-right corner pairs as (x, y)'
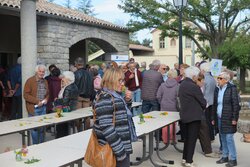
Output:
(93, 68), (137, 167)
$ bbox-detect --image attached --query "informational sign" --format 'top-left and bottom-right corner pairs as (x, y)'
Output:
(111, 55), (129, 64)
(210, 59), (223, 76)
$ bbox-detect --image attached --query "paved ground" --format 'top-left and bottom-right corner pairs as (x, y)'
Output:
(0, 130), (249, 167)
(129, 132), (249, 167)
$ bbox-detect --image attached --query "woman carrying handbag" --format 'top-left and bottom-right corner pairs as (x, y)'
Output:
(85, 68), (137, 167)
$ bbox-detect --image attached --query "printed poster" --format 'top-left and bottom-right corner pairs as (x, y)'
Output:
(210, 59), (223, 76)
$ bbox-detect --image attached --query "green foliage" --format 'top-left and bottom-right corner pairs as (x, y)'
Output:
(219, 34), (250, 69)
(24, 158), (40, 164)
(129, 32), (152, 47)
(77, 0), (96, 16)
(88, 41), (101, 55)
(129, 32), (141, 45)
(88, 60), (104, 67)
(119, 0), (250, 59)
(141, 38), (152, 47)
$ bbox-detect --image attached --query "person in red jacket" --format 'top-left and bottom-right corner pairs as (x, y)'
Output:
(124, 62), (142, 116)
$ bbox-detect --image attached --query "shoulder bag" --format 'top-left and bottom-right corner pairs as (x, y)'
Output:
(84, 92), (116, 167)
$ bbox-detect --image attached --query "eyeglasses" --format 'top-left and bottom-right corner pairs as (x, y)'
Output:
(217, 77), (224, 80)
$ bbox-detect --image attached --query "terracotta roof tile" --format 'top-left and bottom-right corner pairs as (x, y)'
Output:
(0, 0), (127, 31)
(129, 44), (154, 52)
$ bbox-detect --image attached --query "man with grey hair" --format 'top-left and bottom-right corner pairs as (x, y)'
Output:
(141, 59), (163, 113)
(24, 64), (49, 144)
(8, 57), (22, 120)
(179, 66), (207, 167)
(200, 62), (216, 141)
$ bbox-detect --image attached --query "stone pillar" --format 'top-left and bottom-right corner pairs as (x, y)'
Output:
(85, 39), (89, 65)
(20, 0), (37, 118)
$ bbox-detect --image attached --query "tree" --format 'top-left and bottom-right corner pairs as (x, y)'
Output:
(77, 0), (96, 16)
(141, 38), (152, 47)
(88, 41), (101, 55)
(63, 0), (72, 9)
(219, 33), (250, 92)
(119, 0), (250, 59)
(129, 32), (141, 45)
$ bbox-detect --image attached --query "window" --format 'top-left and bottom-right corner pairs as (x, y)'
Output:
(185, 55), (191, 66)
(159, 37), (165, 49)
(170, 38), (176, 47)
(185, 37), (192, 48)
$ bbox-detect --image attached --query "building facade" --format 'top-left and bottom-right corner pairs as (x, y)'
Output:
(130, 28), (203, 68)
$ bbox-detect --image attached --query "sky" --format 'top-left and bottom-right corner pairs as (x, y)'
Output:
(53, 0), (152, 42)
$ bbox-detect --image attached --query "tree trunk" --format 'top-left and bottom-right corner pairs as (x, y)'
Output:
(240, 68), (246, 93)
(210, 41), (219, 59)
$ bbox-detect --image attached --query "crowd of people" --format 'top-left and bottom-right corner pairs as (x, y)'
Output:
(0, 57), (241, 167)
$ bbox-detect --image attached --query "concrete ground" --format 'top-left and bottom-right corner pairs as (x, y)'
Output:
(130, 132), (249, 167)
(0, 130), (249, 167)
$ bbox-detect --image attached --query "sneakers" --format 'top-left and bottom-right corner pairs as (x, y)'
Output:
(225, 160), (237, 167)
(181, 159), (197, 167)
(184, 162), (197, 167)
(205, 152), (220, 158)
(216, 157), (229, 164)
(181, 159), (186, 166)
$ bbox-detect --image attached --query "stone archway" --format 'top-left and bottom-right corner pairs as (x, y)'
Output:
(37, 17), (129, 71)
(69, 37), (119, 66)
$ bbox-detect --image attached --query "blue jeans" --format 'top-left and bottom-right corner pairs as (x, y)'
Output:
(218, 118), (237, 160)
(29, 105), (46, 144)
(11, 95), (22, 120)
(142, 99), (159, 114)
(132, 88), (142, 116)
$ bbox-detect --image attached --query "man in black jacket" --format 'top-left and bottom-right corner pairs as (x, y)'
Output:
(74, 57), (94, 129)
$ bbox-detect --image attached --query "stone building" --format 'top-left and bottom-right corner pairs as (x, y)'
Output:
(0, 0), (129, 71)
(0, 0), (129, 117)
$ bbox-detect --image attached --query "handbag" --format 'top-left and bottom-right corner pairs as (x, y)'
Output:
(84, 93), (116, 167)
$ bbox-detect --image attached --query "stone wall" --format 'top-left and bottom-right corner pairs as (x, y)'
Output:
(37, 17), (129, 71)
(238, 95), (250, 135)
(239, 95), (250, 119)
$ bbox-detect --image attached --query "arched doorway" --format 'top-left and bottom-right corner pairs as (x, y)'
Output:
(69, 38), (118, 66)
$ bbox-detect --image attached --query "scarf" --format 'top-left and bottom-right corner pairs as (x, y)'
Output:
(134, 68), (139, 87)
(103, 88), (138, 142)
(58, 80), (74, 99)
